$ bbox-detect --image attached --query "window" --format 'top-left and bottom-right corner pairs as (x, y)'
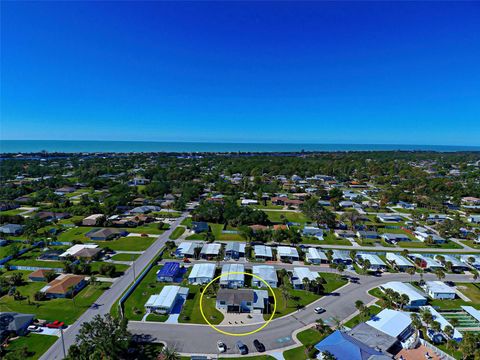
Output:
(220, 301), (225, 305)
(246, 302), (251, 306)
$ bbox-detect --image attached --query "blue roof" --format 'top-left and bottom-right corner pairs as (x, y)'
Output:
(157, 262), (180, 277)
(314, 330), (387, 360)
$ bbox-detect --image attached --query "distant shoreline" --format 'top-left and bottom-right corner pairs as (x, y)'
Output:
(1, 140), (479, 154)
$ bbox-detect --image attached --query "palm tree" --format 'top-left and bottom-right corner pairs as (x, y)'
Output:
(435, 269), (446, 281)
(302, 277), (310, 292)
(341, 210), (360, 231)
(158, 346), (180, 360)
(444, 325), (454, 339)
(410, 313), (422, 331)
(406, 267), (416, 282)
(280, 285), (290, 304)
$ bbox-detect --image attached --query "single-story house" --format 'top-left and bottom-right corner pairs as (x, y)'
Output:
(381, 233), (410, 244)
(414, 229), (446, 244)
(85, 228), (126, 241)
(427, 214), (450, 223)
(356, 231), (379, 239)
(200, 243), (222, 259)
(220, 264), (244, 288)
(356, 253), (386, 270)
(252, 265), (278, 288)
(60, 244), (101, 260)
(385, 253), (415, 270)
(188, 263), (216, 284)
(347, 323), (399, 355)
(191, 221), (209, 233)
(157, 262), (182, 282)
(468, 215), (480, 224)
(408, 253), (443, 270)
(277, 246), (299, 262)
(254, 245), (273, 261)
(334, 229), (356, 238)
(331, 250), (352, 265)
(82, 214), (105, 226)
(28, 269), (56, 282)
(291, 267), (319, 289)
(366, 309), (414, 342)
(380, 281), (427, 308)
(377, 214), (403, 223)
(423, 281), (456, 300)
(129, 205), (161, 214)
(435, 254), (470, 271)
(175, 241), (204, 258)
(305, 247), (328, 265)
(40, 274), (87, 298)
(36, 211), (71, 222)
(314, 330), (391, 360)
(224, 242), (246, 260)
(303, 226), (324, 240)
(0, 224), (24, 235)
(54, 186), (76, 195)
(460, 254), (480, 270)
(241, 199), (258, 206)
(398, 201), (416, 209)
(145, 285), (189, 314)
(0, 312), (34, 340)
(420, 306), (463, 342)
(216, 289), (269, 313)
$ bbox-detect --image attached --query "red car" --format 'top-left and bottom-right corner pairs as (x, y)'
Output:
(183, 257), (190, 263)
(46, 320), (65, 329)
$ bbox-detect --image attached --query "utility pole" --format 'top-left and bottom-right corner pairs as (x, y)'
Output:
(60, 327), (66, 358)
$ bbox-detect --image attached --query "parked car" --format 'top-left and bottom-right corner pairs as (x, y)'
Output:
(183, 257), (190, 263)
(253, 339), (265, 352)
(314, 307), (326, 314)
(217, 340), (227, 353)
(46, 320), (65, 329)
(27, 325), (43, 333)
(236, 341), (248, 355)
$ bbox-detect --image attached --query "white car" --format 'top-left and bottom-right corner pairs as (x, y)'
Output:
(28, 325), (43, 333)
(217, 340), (227, 353)
(314, 307), (326, 314)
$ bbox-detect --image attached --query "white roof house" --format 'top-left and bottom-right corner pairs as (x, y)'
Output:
(241, 199), (258, 206)
(303, 226), (324, 240)
(423, 281), (456, 300)
(291, 267), (319, 289)
(254, 245), (273, 260)
(385, 253), (415, 268)
(408, 254), (443, 269)
(200, 243), (222, 257)
(306, 247), (328, 264)
(145, 285), (189, 314)
(356, 253), (386, 269)
(220, 264), (245, 288)
(60, 244), (98, 258)
(252, 265), (278, 288)
(277, 246), (299, 260)
(366, 309), (413, 341)
(420, 306), (463, 341)
(380, 281), (427, 308)
(435, 254), (466, 269)
(460, 254), (480, 270)
(188, 263), (216, 284)
(331, 250), (352, 264)
(176, 241), (203, 258)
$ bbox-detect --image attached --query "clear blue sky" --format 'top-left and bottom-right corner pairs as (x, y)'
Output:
(1, 1), (479, 145)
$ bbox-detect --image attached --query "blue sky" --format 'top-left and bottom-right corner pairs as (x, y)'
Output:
(1, 1), (479, 145)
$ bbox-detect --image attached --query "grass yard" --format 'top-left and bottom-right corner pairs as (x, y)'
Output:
(283, 327), (329, 360)
(210, 223), (243, 241)
(0, 243), (30, 259)
(321, 273), (348, 293)
(110, 253), (140, 261)
(302, 232), (351, 246)
(265, 288), (320, 320)
(429, 284), (480, 310)
(0, 283), (108, 324)
(2, 333), (58, 359)
(169, 226), (186, 240)
(262, 210), (310, 224)
(146, 313), (168, 322)
(6, 247), (66, 268)
(129, 222), (167, 235)
(179, 285), (224, 325)
(0, 208), (25, 216)
(90, 262), (129, 277)
(396, 240), (463, 249)
(96, 236), (155, 251)
(343, 304), (382, 328)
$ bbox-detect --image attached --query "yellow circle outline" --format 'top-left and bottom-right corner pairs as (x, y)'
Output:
(199, 271), (277, 336)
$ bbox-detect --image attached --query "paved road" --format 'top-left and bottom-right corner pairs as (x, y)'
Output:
(128, 272), (477, 357)
(40, 213), (188, 360)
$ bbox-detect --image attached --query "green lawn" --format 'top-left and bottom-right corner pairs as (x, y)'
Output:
(343, 304), (382, 328)
(96, 236), (155, 251)
(265, 288), (320, 320)
(146, 313), (168, 322)
(262, 210), (309, 224)
(6, 247), (66, 268)
(0, 243), (30, 259)
(396, 240), (463, 249)
(321, 273), (348, 293)
(129, 222), (167, 235)
(169, 226), (186, 240)
(0, 283), (108, 324)
(302, 232), (351, 246)
(283, 328), (329, 360)
(0, 208), (25, 216)
(110, 253), (140, 261)
(57, 225), (164, 242)
(3, 333), (58, 360)
(179, 285), (224, 325)
(429, 284), (480, 310)
(90, 262), (129, 277)
(210, 223), (243, 241)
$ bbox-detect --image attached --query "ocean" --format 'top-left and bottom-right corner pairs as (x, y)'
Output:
(1, 140), (479, 153)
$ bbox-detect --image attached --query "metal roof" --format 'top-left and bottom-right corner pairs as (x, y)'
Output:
(252, 265), (278, 283)
(188, 263), (216, 279)
(277, 246), (299, 257)
(145, 285), (188, 309)
(424, 281), (455, 295)
(366, 309), (412, 338)
(157, 262), (180, 277)
(200, 243), (221, 255)
(358, 253), (386, 266)
(306, 247), (327, 261)
(420, 306), (463, 341)
(292, 267), (319, 281)
(225, 242), (246, 253)
(380, 281), (427, 303)
(385, 253), (414, 267)
(254, 245), (273, 258)
(220, 264), (244, 282)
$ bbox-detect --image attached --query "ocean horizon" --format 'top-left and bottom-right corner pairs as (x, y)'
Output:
(1, 140), (479, 154)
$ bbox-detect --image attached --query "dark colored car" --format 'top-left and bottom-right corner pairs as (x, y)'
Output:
(236, 341), (249, 355)
(253, 339), (265, 352)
